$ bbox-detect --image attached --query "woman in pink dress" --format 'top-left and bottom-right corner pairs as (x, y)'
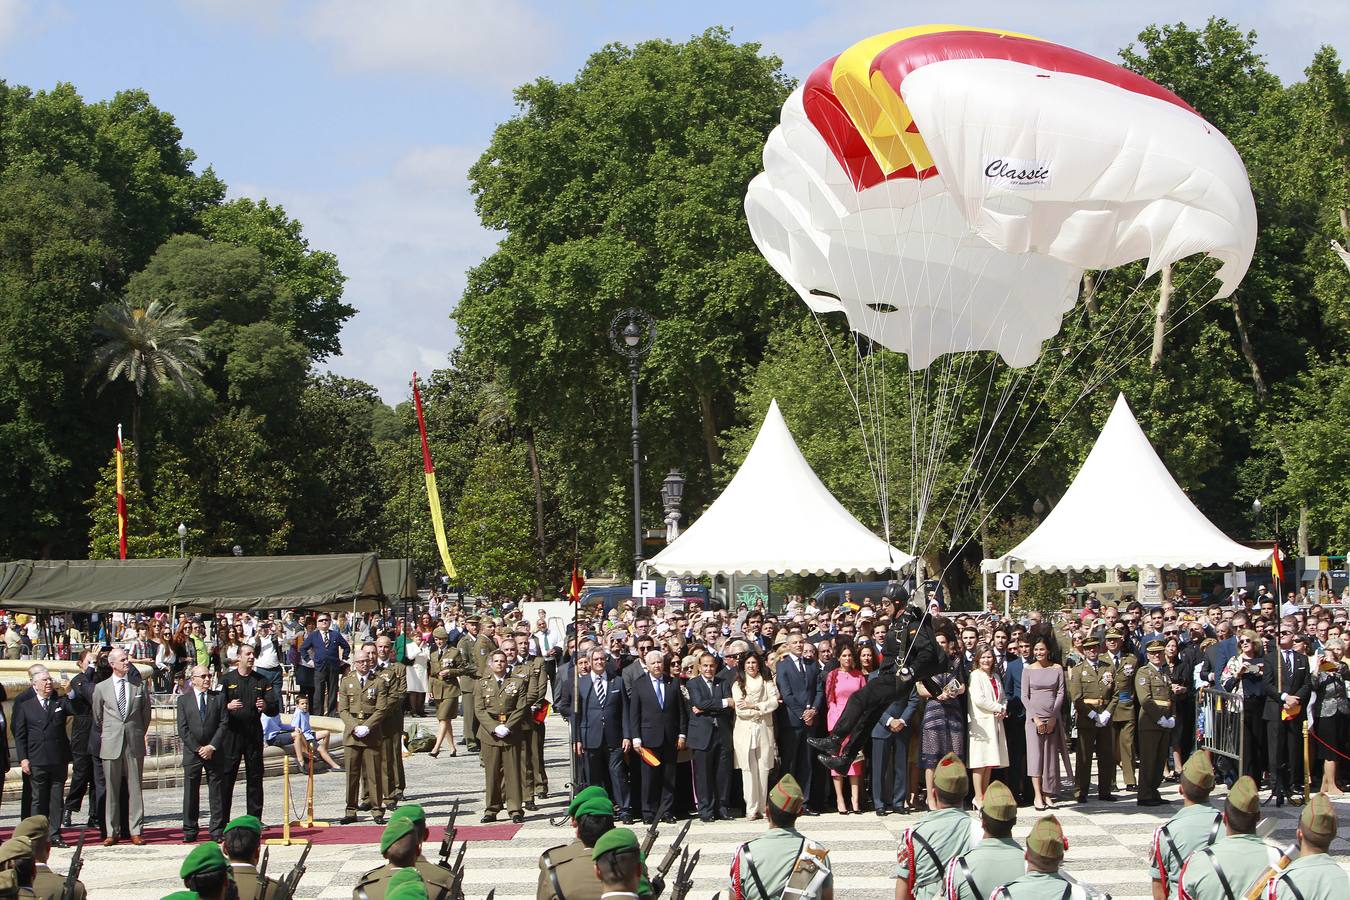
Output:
(826, 643), (868, 813)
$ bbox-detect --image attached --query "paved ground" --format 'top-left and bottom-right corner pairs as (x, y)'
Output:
(26, 720), (1350, 899)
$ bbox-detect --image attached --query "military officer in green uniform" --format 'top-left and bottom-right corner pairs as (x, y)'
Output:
(12, 816), (85, 900)
(944, 781), (1023, 900)
(1176, 776), (1280, 900)
(339, 643), (390, 824)
(222, 815), (292, 900)
(429, 627), (471, 757)
(989, 816), (1089, 900)
(477, 649), (528, 823)
(517, 633), (550, 804)
(1266, 793), (1348, 900)
(353, 805), (455, 900)
(375, 635), (409, 804)
(1150, 751), (1222, 900)
(176, 841), (234, 900)
(457, 617), (482, 752)
(896, 753), (979, 900)
(539, 788), (615, 900)
(1067, 637), (1118, 802)
(1135, 640), (1175, 806)
(510, 634), (543, 808)
(1103, 631), (1138, 792)
(0, 835), (37, 900)
(729, 775), (832, 900)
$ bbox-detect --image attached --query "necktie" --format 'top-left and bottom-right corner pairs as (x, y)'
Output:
(596, 677), (607, 706)
(116, 679), (127, 718)
(991, 673), (1000, 700)
(40, 698), (47, 714)
(1285, 651), (1293, 672)
(360, 675), (366, 688)
(795, 657), (804, 675)
(655, 678), (664, 709)
(199, 691), (207, 720)
(323, 631), (330, 649)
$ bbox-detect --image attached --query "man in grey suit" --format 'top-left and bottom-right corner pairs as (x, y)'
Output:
(91, 648), (151, 845)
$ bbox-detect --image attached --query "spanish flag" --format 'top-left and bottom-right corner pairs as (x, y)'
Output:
(1271, 542), (1285, 584)
(115, 424), (127, 560)
(568, 559), (585, 603)
(412, 374), (457, 581)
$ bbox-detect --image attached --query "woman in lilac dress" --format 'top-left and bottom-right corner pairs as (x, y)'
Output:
(1021, 635), (1066, 809)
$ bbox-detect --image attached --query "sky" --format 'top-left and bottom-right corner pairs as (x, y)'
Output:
(3, 0), (1347, 403)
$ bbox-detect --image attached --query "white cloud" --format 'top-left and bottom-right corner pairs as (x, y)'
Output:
(0, 0), (27, 46)
(232, 142), (501, 403)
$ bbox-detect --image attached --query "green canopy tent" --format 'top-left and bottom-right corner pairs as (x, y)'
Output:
(377, 558), (418, 602)
(0, 558), (185, 613)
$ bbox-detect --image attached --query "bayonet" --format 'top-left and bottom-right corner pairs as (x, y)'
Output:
(283, 841), (312, 895)
(639, 819), (660, 858)
(60, 827), (86, 900)
(654, 819), (691, 880)
(257, 846), (271, 900)
(439, 800), (461, 869)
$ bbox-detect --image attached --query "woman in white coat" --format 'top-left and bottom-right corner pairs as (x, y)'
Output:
(731, 651), (780, 819)
(967, 643), (1009, 809)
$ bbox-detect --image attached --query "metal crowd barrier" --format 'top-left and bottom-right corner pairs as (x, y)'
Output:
(1197, 687), (1244, 775)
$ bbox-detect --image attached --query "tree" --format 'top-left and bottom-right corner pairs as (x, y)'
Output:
(87, 442), (205, 558)
(447, 444), (536, 600)
(87, 296), (204, 459)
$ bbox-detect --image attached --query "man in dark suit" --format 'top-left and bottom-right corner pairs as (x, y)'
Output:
(999, 634), (1031, 804)
(869, 674), (920, 814)
(626, 650), (686, 824)
(12, 666), (74, 846)
(686, 651), (732, 822)
(774, 632), (822, 812)
(299, 613), (349, 715)
(1262, 618), (1312, 804)
(574, 647), (632, 822)
(177, 664), (227, 842)
(61, 651), (97, 830)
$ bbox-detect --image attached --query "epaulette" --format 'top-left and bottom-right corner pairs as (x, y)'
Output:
(356, 863), (386, 885)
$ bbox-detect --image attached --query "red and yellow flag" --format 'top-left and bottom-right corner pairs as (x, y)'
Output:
(1271, 542), (1285, 584)
(115, 424), (127, 560)
(412, 374), (457, 581)
(568, 559), (585, 603)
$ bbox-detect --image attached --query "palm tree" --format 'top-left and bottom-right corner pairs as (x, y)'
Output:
(88, 297), (205, 459)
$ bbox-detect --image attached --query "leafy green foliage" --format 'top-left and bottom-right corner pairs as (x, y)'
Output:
(447, 444), (536, 600)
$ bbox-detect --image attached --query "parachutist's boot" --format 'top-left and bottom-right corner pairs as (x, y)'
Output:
(807, 734), (840, 754)
(818, 753), (851, 774)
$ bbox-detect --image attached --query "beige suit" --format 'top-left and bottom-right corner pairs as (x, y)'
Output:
(92, 674), (151, 834)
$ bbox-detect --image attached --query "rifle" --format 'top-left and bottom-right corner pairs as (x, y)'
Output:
(669, 848), (699, 900)
(639, 820), (660, 858)
(1060, 869), (1110, 900)
(439, 800), (461, 869)
(654, 819), (692, 883)
(1242, 837), (1300, 900)
(60, 827), (86, 900)
(283, 841), (311, 896)
(448, 841), (469, 900)
(257, 846), (271, 900)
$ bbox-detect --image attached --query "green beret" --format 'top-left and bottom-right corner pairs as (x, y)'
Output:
(981, 781), (1017, 824)
(179, 842), (229, 880)
(386, 867), (429, 900)
(1227, 776), (1260, 816)
(161, 893), (199, 900)
(380, 815), (418, 855)
(224, 815), (262, 835)
(1026, 815), (1066, 862)
(1300, 792), (1337, 843)
(11, 816), (47, 843)
(768, 774), (804, 814)
(0, 836), (32, 866)
(568, 786), (609, 817)
(432, 627), (449, 640)
(933, 752), (969, 795)
(389, 804), (427, 825)
(1181, 750), (1215, 794)
(591, 827), (640, 862)
(1145, 640), (1166, 653)
(574, 796), (615, 819)
(1104, 630), (1123, 640)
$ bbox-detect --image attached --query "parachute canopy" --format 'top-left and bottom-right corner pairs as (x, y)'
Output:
(746, 24), (1257, 370)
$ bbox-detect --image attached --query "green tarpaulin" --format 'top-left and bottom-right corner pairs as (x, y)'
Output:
(0, 554), (413, 613)
(377, 558), (417, 601)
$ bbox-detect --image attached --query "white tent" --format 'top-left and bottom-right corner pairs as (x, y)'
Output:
(982, 394), (1271, 574)
(648, 400), (911, 577)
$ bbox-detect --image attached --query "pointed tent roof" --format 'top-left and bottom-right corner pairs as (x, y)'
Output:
(649, 400), (911, 578)
(983, 394), (1271, 574)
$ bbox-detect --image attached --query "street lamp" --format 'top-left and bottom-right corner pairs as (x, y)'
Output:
(177, 523), (187, 559)
(232, 544), (243, 557)
(1251, 498), (1262, 516)
(1032, 498), (1046, 518)
(661, 469), (686, 542)
(609, 308), (656, 574)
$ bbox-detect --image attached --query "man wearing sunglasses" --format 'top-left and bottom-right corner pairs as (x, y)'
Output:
(1262, 618), (1311, 806)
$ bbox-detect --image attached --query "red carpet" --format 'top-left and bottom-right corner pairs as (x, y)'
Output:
(9, 823), (521, 846)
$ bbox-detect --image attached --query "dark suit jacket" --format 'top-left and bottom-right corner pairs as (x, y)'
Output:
(775, 654), (823, 729)
(67, 670), (95, 752)
(627, 674), (686, 749)
(1262, 648), (1312, 721)
(300, 628), (349, 670)
(871, 673), (922, 739)
(575, 673), (627, 750)
(176, 688), (228, 759)
(13, 692), (73, 766)
(685, 675), (731, 751)
(1003, 656), (1026, 718)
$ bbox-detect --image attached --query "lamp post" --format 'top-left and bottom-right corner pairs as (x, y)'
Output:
(661, 469), (686, 543)
(609, 308), (656, 574)
(232, 544), (243, 557)
(177, 523), (187, 559)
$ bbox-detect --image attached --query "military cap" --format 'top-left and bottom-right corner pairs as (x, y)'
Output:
(464, 616), (480, 626)
(386, 867), (429, 900)
(574, 795), (616, 819)
(380, 814), (418, 855)
(179, 842), (229, 879)
(161, 893), (199, 900)
(568, 785), (609, 817)
(1181, 750), (1215, 793)
(432, 627), (449, 640)
(389, 803), (427, 825)
(11, 816), (47, 843)
(1026, 816), (1067, 862)
(1300, 792), (1337, 843)
(981, 781), (1017, 823)
(591, 827), (640, 862)
(1145, 640), (1166, 653)
(224, 814), (262, 835)
(768, 774), (805, 814)
(934, 752), (969, 795)
(1226, 776), (1260, 816)
(1104, 630), (1123, 640)
(0, 836), (31, 866)
(1081, 637), (1100, 650)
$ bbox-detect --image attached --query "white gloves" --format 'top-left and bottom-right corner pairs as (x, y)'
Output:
(493, 725), (509, 738)
(632, 738), (643, 750)
(1158, 716), (1176, 729)
(353, 725), (369, 738)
